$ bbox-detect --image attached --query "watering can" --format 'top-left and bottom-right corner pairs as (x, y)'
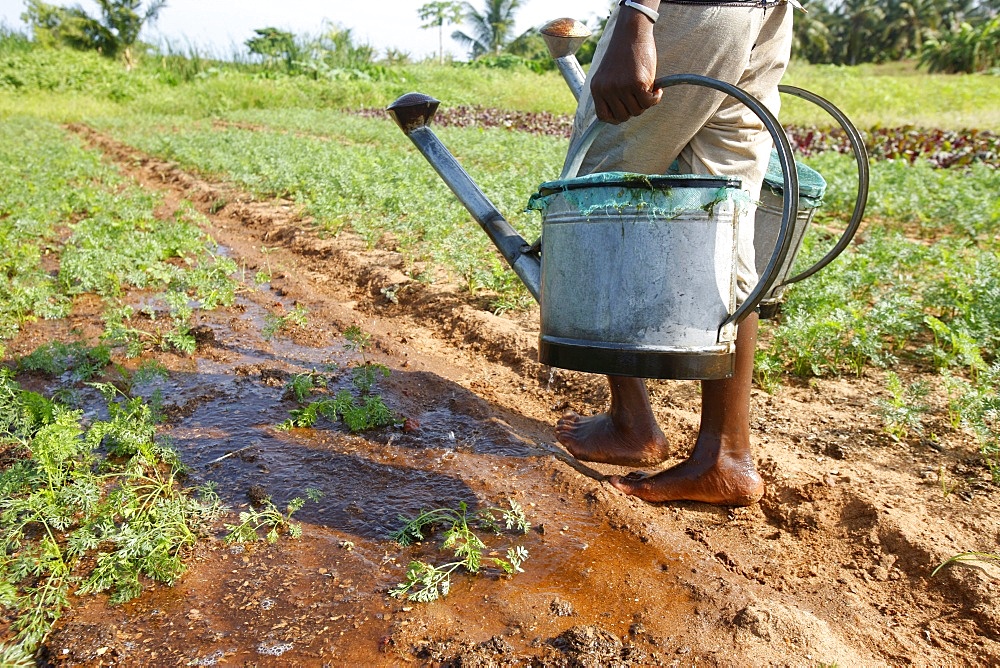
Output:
(539, 19), (870, 319)
(387, 71), (798, 380)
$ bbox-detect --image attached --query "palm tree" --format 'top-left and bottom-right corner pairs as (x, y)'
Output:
(419, 1), (464, 64)
(450, 0), (523, 59)
(792, 3), (834, 62)
(880, 0), (941, 60)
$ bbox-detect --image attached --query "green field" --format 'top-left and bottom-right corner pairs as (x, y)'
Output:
(1, 37), (1000, 657)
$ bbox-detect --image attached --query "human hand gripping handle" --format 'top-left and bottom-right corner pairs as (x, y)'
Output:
(589, 1), (663, 125)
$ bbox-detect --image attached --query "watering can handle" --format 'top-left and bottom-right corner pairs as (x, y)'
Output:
(560, 73), (799, 329)
(776, 85), (869, 285)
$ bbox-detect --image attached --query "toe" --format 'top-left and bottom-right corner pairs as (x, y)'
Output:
(607, 475), (637, 494)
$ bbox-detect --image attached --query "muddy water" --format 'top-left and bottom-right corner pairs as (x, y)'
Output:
(40, 288), (698, 664)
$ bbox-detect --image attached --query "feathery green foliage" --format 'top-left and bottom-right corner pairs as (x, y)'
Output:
(223, 488), (322, 544)
(276, 327), (395, 432)
(389, 499), (530, 602)
(0, 373), (224, 653)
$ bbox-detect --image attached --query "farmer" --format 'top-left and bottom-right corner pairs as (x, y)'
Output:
(554, 0), (794, 506)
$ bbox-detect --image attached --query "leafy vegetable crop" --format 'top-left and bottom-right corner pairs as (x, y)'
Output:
(0, 373), (224, 653)
(389, 499), (530, 603)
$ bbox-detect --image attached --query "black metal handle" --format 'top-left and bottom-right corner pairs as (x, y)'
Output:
(777, 84), (869, 285)
(651, 75), (799, 329)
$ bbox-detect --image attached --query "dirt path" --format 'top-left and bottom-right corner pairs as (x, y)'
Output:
(23, 126), (1000, 667)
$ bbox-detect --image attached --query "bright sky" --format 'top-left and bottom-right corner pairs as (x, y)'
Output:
(0, 0), (613, 60)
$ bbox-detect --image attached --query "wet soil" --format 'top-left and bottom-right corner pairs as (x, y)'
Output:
(6, 126), (1000, 667)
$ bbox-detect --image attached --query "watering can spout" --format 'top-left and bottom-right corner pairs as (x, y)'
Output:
(386, 93), (542, 302)
(540, 18), (591, 101)
(386, 92), (440, 134)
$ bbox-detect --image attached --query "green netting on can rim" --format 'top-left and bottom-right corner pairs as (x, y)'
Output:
(763, 149), (827, 207)
(525, 172), (754, 220)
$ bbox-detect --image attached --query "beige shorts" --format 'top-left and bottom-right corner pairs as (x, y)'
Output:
(571, 1), (793, 300)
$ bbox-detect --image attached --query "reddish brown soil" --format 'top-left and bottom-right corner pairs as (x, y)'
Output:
(7, 126), (1000, 667)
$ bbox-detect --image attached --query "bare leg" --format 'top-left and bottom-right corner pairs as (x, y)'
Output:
(555, 376), (670, 467)
(609, 314), (764, 506)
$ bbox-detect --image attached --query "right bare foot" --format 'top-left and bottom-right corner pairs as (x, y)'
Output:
(607, 449), (764, 506)
(555, 410), (669, 467)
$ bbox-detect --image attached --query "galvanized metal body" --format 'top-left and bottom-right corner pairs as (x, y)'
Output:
(753, 161), (821, 318)
(538, 181), (742, 379)
(560, 74), (799, 336)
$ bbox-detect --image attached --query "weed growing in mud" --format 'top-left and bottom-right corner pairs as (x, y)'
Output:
(223, 488), (322, 544)
(937, 363), (1000, 481)
(276, 328), (396, 433)
(277, 387), (395, 433)
(931, 551), (1000, 577)
(0, 372), (224, 654)
(0, 641), (34, 667)
(388, 499), (530, 603)
(103, 298), (199, 355)
(343, 325), (389, 393)
(283, 371), (328, 402)
(17, 341), (112, 382)
(261, 303), (309, 340)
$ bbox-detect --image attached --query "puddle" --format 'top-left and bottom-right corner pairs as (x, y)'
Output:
(28, 290), (698, 665)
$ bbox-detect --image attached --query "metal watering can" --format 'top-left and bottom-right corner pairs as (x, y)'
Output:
(540, 18), (870, 320)
(388, 71), (798, 380)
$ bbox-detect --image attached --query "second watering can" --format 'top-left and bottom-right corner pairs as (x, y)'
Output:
(540, 19), (869, 321)
(387, 75), (797, 380)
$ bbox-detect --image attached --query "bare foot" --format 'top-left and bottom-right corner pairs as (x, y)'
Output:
(556, 410), (669, 467)
(607, 450), (764, 506)
(554, 375), (670, 466)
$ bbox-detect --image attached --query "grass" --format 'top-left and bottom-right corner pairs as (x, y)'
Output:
(781, 61), (1000, 129)
(4, 33), (997, 126)
(94, 112), (555, 299)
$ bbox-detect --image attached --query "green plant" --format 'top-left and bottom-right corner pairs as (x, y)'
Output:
(277, 388), (395, 433)
(17, 341), (112, 381)
(389, 499), (530, 602)
(275, 331), (393, 432)
(874, 371), (929, 442)
(753, 348), (784, 394)
(283, 371), (328, 402)
(0, 372), (223, 652)
(255, 246), (276, 284)
(920, 18), (1000, 74)
(923, 315), (988, 378)
(940, 363), (1000, 482)
(0, 641), (35, 667)
(930, 551), (1000, 577)
(223, 488), (322, 544)
(343, 325), (391, 394)
(262, 303), (309, 340)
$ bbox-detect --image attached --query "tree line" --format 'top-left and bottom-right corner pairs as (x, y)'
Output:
(12, 0), (1000, 74)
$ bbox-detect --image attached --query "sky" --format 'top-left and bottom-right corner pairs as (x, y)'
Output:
(0, 0), (614, 60)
